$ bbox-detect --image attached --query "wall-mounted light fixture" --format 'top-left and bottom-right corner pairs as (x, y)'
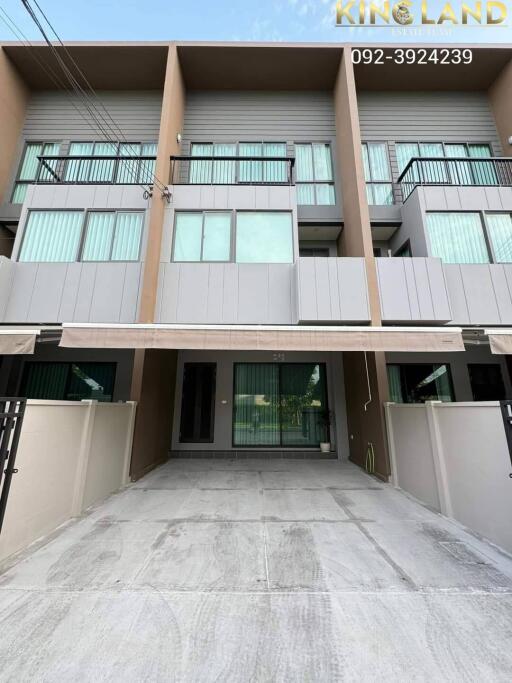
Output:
(508, 135), (512, 145)
(176, 133), (182, 144)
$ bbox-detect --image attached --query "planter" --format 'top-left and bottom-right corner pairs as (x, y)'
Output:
(320, 442), (331, 454)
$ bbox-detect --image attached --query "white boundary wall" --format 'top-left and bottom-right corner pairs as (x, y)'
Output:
(0, 399), (136, 563)
(385, 401), (512, 553)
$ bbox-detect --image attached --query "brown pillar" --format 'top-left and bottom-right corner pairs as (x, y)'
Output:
(129, 44), (185, 479)
(489, 58), (512, 158)
(334, 47), (390, 479)
(138, 43), (186, 323)
(129, 349), (178, 481)
(0, 48), (29, 205)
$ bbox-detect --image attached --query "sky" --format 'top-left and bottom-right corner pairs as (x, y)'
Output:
(0, 0), (511, 44)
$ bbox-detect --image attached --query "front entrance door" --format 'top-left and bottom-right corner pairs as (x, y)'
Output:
(179, 363), (216, 443)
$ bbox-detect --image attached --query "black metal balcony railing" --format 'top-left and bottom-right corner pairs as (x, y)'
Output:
(32, 155), (157, 186)
(170, 154), (295, 186)
(398, 156), (512, 200)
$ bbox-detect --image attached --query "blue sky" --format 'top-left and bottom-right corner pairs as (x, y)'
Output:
(0, 0), (510, 44)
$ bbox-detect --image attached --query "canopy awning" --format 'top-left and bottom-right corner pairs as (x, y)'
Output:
(59, 324), (465, 353)
(485, 329), (512, 355)
(0, 329), (40, 355)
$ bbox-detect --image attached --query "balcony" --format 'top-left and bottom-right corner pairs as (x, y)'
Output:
(28, 155), (157, 187)
(398, 157), (512, 200)
(169, 154), (295, 186)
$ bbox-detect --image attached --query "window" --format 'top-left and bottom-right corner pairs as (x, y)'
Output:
(299, 246), (330, 257)
(233, 363), (328, 447)
(19, 211), (84, 262)
(172, 211), (293, 264)
(20, 362), (116, 402)
(486, 213), (512, 263)
(394, 241), (412, 257)
(18, 210), (144, 263)
(361, 143), (393, 205)
(396, 141), (494, 185)
(236, 212), (293, 263)
(295, 143), (335, 205)
(173, 212), (232, 262)
(387, 364), (454, 404)
(426, 212), (489, 264)
(189, 142), (287, 184)
(468, 364), (506, 401)
(12, 142), (60, 204)
(81, 212), (144, 261)
(65, 141), (157, 184)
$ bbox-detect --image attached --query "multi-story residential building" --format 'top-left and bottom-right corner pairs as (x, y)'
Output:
(0, 41), (511, 481)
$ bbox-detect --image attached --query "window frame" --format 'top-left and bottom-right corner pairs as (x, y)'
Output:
(189, 141), (289, 185)
(394, 141), (494, 178)
(79, 209), (145, 263)
(18, 208), (144, 264)
(361, 141), (394, 205)
(171, 209), (295, 265)
(20, 360), (117, 403)
(66, 140), (157, 185)
(171, 210), (234, 263)
(387, 362), (456, 404)
(294, 141), (336, 206)
(481, 211), (512, 264)
(12, 140), (62, 203)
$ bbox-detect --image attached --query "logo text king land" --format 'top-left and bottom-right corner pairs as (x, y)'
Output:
(335, 1), (508, 26)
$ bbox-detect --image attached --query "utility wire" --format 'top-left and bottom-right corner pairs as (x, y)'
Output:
(1, 3), (152, 192)
(19, 0), (158, 191)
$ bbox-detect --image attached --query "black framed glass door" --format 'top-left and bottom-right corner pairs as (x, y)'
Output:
(179, 363), (216, 443)
(233, 363), (328, 447)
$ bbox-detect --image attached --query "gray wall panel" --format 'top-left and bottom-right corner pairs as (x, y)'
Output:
(296, 257), (370, 323)
(444, 264), (512, 325)
(183, 91), (335, 141)
(22, 90), (163, 144)
(27, 263), (67, 322)
(376, 257), (452, 323)
(4, 264), (37, 322)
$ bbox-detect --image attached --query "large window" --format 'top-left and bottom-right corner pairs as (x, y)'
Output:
(81, 211), (144, 261)
(361, 142), (393, 205)
(189, 142), (287, 184)
(12, 142), (60, 204)
(295, 143), (335, 205)
(426, 212), (489, 264)
(19, 210), (144, 263)
(387, 364), (454, 404)
(233, 363), (329, 447)
(19, 211), (84, 262)
(65, 141), (157, 184)
(21, 362), (116, 402)
(173, 212), (232, 262)
(172, 211), (293, 264)
(396, 141), (494, 185)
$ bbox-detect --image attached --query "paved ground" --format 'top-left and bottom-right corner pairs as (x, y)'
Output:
(1, 458), (512, 682)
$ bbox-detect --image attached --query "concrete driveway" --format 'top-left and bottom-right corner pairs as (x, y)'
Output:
(1, 458), (512, 682)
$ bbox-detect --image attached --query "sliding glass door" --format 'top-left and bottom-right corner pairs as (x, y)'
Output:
(233, 363), (328, 447)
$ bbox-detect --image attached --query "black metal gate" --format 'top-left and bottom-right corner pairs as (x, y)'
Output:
(500, 401), (512, 475)
(0, 398), (26, 534)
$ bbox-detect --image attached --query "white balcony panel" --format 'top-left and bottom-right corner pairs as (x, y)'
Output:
(377, 257), (452, 324)
(444, 264), (512, 326)
(296, 257), (370, 323)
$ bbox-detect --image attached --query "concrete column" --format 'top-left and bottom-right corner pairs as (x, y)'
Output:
(334, 47), (390, 479)
(138, 44), (186, 323)
(489, 58), (512, 157)
(0, 48), (29, 205)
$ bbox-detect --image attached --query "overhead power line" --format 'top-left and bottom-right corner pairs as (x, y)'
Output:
(5, 0), (169, 196)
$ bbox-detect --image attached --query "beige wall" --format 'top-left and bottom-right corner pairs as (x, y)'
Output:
(139, 45), (186, 323)
(0, 48), (29, 205)
(0, 400), (136, 564)
(386, 401), (512, 553)
(489, 58), (512, 158)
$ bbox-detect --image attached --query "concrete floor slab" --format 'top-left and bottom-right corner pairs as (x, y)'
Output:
(1, 459), (512, 681)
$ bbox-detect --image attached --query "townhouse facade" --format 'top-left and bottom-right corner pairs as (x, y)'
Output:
(0, 41), (511, 481)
